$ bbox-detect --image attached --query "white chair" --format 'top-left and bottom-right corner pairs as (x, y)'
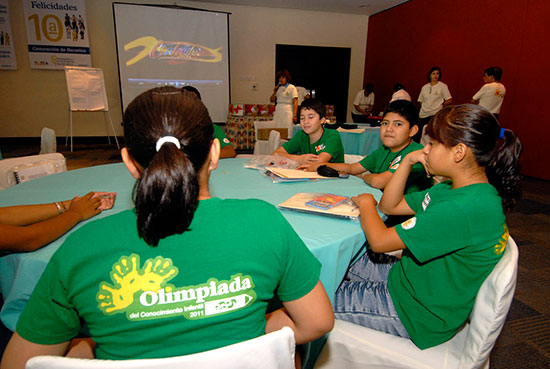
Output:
(26, 326), (295, 369)
(40, 127), (57, 154)
(253, 120), (288, 155)
(0, 153), (66, 190)
(315, 237), (519, 369)
(268, 129), (282, 153)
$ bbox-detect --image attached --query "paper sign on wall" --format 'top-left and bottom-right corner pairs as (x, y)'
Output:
(23, 0), (91, 70)
(0, 0), (17, 70)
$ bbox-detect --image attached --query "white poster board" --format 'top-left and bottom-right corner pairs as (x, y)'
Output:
(65, 66), (108, 111)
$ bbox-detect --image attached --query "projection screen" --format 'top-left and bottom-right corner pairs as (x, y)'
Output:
(113, 3), (230, 122)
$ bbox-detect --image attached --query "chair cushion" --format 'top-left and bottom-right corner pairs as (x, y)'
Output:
(315, 319), (467, 369)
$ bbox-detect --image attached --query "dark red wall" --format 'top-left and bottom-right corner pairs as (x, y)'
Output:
(364, 0), (550, 180)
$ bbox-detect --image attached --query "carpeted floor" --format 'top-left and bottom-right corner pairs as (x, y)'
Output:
(0, 142), (549, 367)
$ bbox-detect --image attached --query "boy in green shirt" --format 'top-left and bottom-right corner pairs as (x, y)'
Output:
(273, 98), (344, 164)
(300, 100), (431, 194)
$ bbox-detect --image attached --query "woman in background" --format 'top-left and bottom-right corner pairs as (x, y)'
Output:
(271, 69), (299, 135)
(416, 66), (452, 142)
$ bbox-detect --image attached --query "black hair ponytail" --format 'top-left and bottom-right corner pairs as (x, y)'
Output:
(124, 87), (213, 246)
(134, 143), (199, 246)
(486, 129), (522, 212)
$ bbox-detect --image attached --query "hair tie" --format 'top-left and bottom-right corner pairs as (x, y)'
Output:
(499, 128), (506, 139)
(156, 136), (181, 151)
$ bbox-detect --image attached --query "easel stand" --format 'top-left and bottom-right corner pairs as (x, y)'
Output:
(64, 66), (120, 152)
(66, 109), (120, 152)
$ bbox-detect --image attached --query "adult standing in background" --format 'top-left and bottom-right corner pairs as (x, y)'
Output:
(390, 83), (411, 102)
(471, 66), (506, 120)
(352, 83), (375, 123)
(270, 70), (298, 135)
(416, 66), (452, 142)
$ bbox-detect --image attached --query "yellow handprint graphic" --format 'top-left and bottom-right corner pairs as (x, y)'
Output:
(97, 254), (178, 314)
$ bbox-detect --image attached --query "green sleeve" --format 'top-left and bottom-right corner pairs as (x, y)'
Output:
(403, 189), (426, 213)
(396, 198), (472, 263)
(273, 211), (322, 302)
(213, 124), (232, 149)
(359, 146), (384, 172)
(282, 131), (305, 155)
(16, 255), (81, 344)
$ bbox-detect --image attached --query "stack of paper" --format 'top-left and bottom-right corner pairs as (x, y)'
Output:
(265, 167), (334, 183)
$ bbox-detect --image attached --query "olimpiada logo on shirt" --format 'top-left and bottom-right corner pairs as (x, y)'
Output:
(494, 224), (509, 255)
(96, 254), (256, 321)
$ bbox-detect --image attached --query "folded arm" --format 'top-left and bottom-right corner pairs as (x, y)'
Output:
(265, 281), (334, 345)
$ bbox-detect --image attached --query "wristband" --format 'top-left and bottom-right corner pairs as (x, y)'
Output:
(54, 202), (64, 214)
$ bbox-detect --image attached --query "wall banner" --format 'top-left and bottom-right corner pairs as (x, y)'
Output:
(23, 0), (91, 69)
(0, 0), (17, 70)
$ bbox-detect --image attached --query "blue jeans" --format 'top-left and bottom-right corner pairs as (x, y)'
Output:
(333, 250), (410, 338)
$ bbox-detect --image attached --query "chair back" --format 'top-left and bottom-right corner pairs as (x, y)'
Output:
(26, 326), (295, 369)
(0, 153), (66, 190)
(458, 236), (519, 368)
(315, 237), (519, 369)
(40, 127), (57, 154)
(268, 129), (282, 153)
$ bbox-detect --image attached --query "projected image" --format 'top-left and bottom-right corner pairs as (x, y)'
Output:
(113, 3), (230, 122)
(125, 36), (222, 66)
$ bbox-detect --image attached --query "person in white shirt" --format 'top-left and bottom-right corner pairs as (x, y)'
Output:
(270, 70), (299, 132)
(352, 83), (375, 123)
(390, 83), (411, 102)
(471, 66), (506, 119)
(416, 66), (452, 142)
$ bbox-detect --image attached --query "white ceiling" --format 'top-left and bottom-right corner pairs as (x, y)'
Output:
(197, 0), (410, 16)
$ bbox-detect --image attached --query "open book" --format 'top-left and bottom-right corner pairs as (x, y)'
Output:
(278, 193), (360, 220)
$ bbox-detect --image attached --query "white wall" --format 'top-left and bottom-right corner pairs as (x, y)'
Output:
(1, 0), (369, 137)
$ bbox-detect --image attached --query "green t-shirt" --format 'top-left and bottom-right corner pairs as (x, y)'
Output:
(16, 199), (321, 359)
(390, 182), (508, 349)
(214, 124), (232, 149)
(282, 128), (344, 163)
(358, 141), (432, 194)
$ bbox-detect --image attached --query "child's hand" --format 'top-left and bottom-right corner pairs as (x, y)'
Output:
(67, 192), (102, 221)
(405, 150), (430, 177)
(297, 154), (320, 164)
(404, 149), (426, 166)
(297, 162), (323, 172)
(351, 193), (378, 208)
(91, 192), (117, 210)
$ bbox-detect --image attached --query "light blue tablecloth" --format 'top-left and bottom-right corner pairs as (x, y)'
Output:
(292, 125), (382, 157)
(0, 159), (383, 332)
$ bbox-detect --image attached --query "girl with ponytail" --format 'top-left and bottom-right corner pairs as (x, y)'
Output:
(332, 104), (522, 349)
(4, 87), (333, 368)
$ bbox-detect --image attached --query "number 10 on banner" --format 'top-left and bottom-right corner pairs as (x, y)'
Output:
(27, 13), (63, 42)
